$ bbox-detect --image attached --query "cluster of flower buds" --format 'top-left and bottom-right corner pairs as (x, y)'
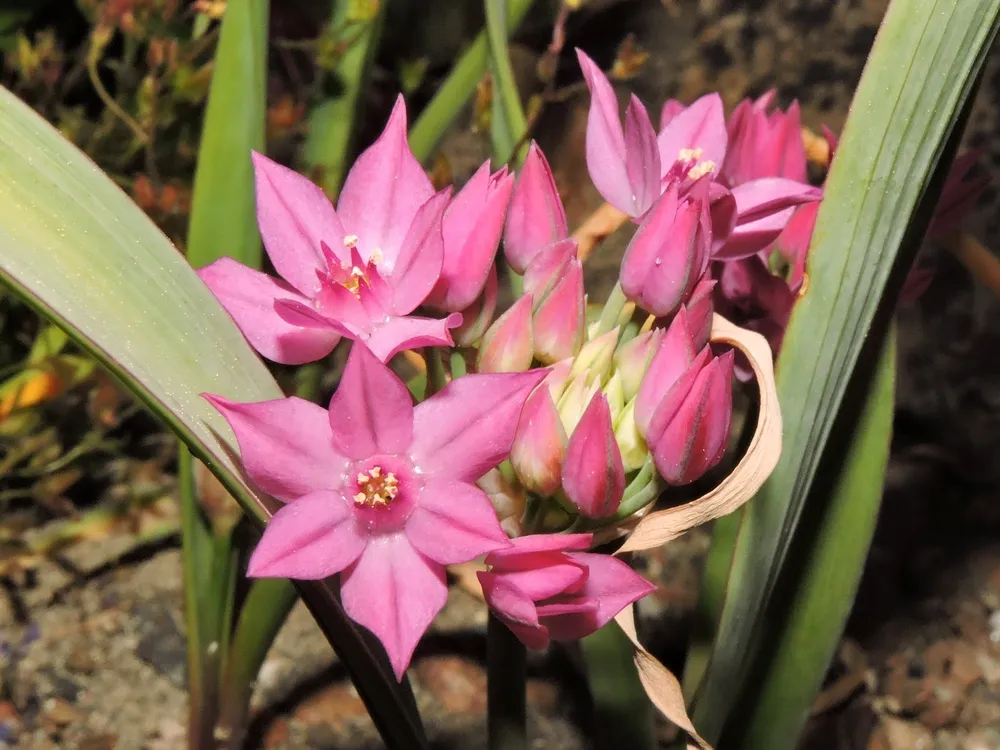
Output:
(196, 53), (832, 680)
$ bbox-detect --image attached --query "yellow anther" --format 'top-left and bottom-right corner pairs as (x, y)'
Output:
(344, 234), (359, 248)
(353, 492), (367, 504)
(369, 248), (384, 266)
(687, 160), (716, 180)
(352, 466), (397, 509)
(370, 466), (381, 478)
(678, 147), (704, 162)
(357, 472), (370, 484)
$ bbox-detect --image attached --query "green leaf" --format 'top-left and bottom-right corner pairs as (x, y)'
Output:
(0, 85), (427, 749)
(186, 0), (269, 268)
(408, 0), (535, 163)
(485, 0), (527, 165)
(690, 0), (1000, 742)
(724, 330), (895, 750)
(302, 0), (386, 198)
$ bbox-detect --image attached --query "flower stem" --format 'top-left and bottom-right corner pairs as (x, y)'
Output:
(487, 612), (527, 750)
(596, 281), (629, 336)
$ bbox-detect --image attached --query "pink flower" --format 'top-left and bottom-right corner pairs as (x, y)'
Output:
(510, 386), (567, 497)
(574, 53), (820, 259)
(524, 241), (586, 365)
(928, 150), (989, 239)
(478, 533), (655, 650)
(204, 343), (547, 679)
(197, 96), (460, 364)
(426, 162), (514, 312)
(477, 294), (534, 373)
(722, 92), (808, 186)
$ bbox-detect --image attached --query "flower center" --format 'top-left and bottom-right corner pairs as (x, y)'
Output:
(352, 465), (399, 509)
(339, 235), (383, 298)
(676, 147), (716, 180)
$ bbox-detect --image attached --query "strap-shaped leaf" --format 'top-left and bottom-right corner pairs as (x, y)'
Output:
(690, 0), (1000, 741)
(0, 85), (427, 749)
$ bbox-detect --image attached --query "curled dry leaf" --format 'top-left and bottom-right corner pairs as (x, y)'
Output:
(609, 312), (781, 749)
(617, 313), (782, 554)
(572, 202), (629, 262)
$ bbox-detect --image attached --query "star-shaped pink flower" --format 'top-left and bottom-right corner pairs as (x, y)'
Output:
(204, 343), (546, 679)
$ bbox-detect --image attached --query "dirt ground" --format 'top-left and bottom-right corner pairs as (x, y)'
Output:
(6, 0), (1000, 748)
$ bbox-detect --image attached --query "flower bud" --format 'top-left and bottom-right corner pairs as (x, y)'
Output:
(562, 392), (625, 518)
(620, 181), (711, 317)
(605, 370), (625, 423)
(614, 328), (663, 403)
(685, 278), (716, 351)
(647, 350), (735, 485)
(477, 294), (534, 373)
(614, 399), (647, 473)
(543, 357), (574, 402)
(556, 371), (601, 435)
(510, 387), (567, 497)
(532, 257), (586, 365)
(570, 327), (620, 387)
(477, 467), (527, 538)
(453, 264), (498, 346)
(428, 162), (514, 311)
(504, 143), (569, 273)
(523, 238), (578, 299)
(635, 309), (707, 436)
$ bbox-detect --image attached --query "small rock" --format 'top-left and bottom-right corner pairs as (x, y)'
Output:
(292, 683), (367, 731)
(40, 697), (83, 735)
(261, 717), (291, 749)
(414, 656), (488, 715)
(526, 679), (559, 714)
(77, 734), (118, 750)
(133, 600), (187, 688)
(869, 717), (933, 750)
(0, 701), (22, 745)
(65, 646), (98, 675)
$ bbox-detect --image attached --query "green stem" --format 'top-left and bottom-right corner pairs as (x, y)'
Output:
(409, 0), (535, 163)
(485, 0), (528, 165)
(488, 612), (527, 750)
(425, 348), (449, 397)
(596, 282), (628, 336)
(217, 578), (299, 749)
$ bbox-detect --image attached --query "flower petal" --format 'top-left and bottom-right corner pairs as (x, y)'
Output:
(198, 258), (343, 365)
(656, 93), (727, 178)
(364, 313), (462, 363)
(485, 533), (593, 565)
(411, 369), (549, 483)
(543, 552), (655, 641)
(478, 571), (551, 650)
(504, 143), (568, 274)
(327, 342), (414, 459)
(491, 562), (588, 601)
(386, 190), (449, 315)
(251, 152), (344, 296)
(406, 478), (510, 564)
(246, 491), (365, 579)
(202, 394), (347, 501)
(337, 96), (434, 263)
(561, 392), (625, 519)
(623, 94), (662, 216)
(341, 534), (447, 680)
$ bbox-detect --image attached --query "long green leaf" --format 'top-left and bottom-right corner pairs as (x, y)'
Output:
(302, 0), (386, 198)
(725, 330), (895, 750)
(408, 0), (534, 163)
(186, 0), (269, 267)
(0, 85), (426, 749)
(690, 0), (1000, 741)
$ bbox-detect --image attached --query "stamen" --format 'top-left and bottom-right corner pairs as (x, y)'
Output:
(344, 234), (359, 248)
(678, 147), (704, 162)
(688, 160), (715, 180)
(352, 466), (398, 509)
(370, 466), (381, 478)
(369, 248), (384, 266)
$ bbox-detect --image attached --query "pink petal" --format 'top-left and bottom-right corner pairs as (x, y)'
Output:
(491, 562), (588, 601)
(486, 533), (593, 565)
(716, 206), (796, 260)
(314, 279), (375, 333)
(510, 386), (567, 496)
(657, 93), (727, 178)
(341, 535), (447, 680)
(386, 189), (449, 315)
(660, 99), (685, 130)
(479, 572), (551, 650)
(251, 152), (344, 296)
(504, 143), (568, 273)
(731, 178), (822, 225)
(273, 298), (356, 337)
(364, 313), (462, 363)
(198, 257), (342, 365)
(453, 264), (499, 347)
(406, 478), (511, 565)
(623, 94), (662, 216)
(327, 342), (414, 459)
(410, 369), (549, 483)
(246, 490), (365, 579)
(337, 96), (435, 263)
(634, 308), (696, 433)
(477, 293), (535, 374)
(536, 600), (598, 618)
(202, 394), (347, 501)
(543, 552), (655, 641)
(428, 163), (514, 312)
(561, 393), (625, 518)
(523, 239), (578, 300)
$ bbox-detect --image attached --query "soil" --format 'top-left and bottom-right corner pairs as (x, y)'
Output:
(6, 0), (1000, 748)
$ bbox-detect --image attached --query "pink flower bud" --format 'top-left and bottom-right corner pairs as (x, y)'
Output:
(646, 350), (734, 485)
(477, 294), (534, 373)
(532, 255), (585, 365)
(685, 277), (716, 351)
(635, 308), (707, 437)
(543, 357), (574, 402)
(614, 328), (664, 403)
(556, 371), (601, 435)
(504, 143), (569, 273)
(562, 392), (625, 518)
(620, 182), (711, 317)
(453, 264), (499, 347)
(426, 162), (514, 312)
(511, 387), (568, 497)
(523, 239), (578, 298)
